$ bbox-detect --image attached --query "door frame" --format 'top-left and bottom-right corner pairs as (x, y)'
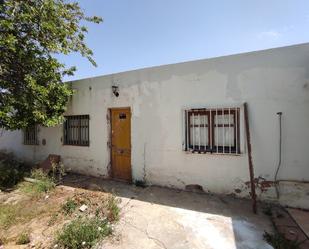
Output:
(109, 107), (132, 182)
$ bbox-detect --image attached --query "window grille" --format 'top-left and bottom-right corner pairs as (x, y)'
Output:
(23, 125), (39, 145)
(184, 107), (241, 154)
(63, 115), (89, 146)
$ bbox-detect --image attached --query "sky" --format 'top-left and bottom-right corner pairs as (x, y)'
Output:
(58, 0), (309, 81)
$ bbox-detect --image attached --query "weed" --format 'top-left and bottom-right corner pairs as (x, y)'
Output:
(51, 161), (66, 183)
(16, 232), (30, 245)
(30, 168), (48, 180)
(20, 169), (55, 194)
(95, 208), (101, 217)
(134, 180), (146, 188)
(48, 213), (59, 226)
(62, 198), (78, 215)
(0, 203), (33, 229)
(263, 231), (302, 249)
(106, 194), (120, 222)
(0, 152), (31, 190)
(0, 199), (55, 229)
(56, 217), (112, 249)
(262, 205), (273, 216)
(0, 203), (23, 229)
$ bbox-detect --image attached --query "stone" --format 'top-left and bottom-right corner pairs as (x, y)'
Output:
(79, 204), (88, 212)
(185, 184), (204, 193)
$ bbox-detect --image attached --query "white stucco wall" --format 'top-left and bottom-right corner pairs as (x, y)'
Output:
(1, 43), (309, 208)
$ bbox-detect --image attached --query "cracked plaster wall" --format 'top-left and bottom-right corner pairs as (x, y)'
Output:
(1, 43), (309, 208)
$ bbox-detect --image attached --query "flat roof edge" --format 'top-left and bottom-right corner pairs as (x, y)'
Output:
(66, 42), (309, 83)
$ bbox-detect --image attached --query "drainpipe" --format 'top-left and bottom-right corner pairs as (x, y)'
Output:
(274, 112), (282, 199)
(244, 103), (257, 214)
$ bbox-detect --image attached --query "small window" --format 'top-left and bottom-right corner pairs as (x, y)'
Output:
(63, 115), (89, 146)
(119, 113), (126, 119)
(23, 125), (39, 145)
(184, 108), (240, 154)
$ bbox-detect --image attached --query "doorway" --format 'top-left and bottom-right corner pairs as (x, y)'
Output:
(110, 107), (132, 182)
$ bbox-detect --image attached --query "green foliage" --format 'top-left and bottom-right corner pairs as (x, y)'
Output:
(0, 203), (20, 229)
(134, 179), (147, 188)
(62, 198), (78, 215)
(16, 232), (30, 245)
(21, 169), (55, 194)
(263, 231), (301, 249)
(56, 217), (112, 249)
(106, 194), (120, 222)
(0, 0), (102, 130)
(0, 200), (46, 229)
(0, 152), (30, 190)
(51, 161), (66, 183)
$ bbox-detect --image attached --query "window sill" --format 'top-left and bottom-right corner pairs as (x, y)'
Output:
(184, 150), (242, 156)
(62, 144), (90, 147)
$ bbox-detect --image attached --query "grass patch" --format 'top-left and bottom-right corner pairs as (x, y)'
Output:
(56, 217), (112, 249)
(0, 202), (38, 229)
(62, 198), (78, 215)
(0, 183), (120, 248)
(55, 193), (120, 248)
(0, 202), (43, 229)
(16, 232), (30, 245)
(61, 192), (121, 222)
(48, 213), (60, 226)
(0, 203), (21, 229)
(20, 169), (55, 195)
(0, 198), (57, 229)
(106, 194), (120, 222)
(263, 231), (302, 249)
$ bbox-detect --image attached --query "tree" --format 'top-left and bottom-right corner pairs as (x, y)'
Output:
(0, 0), (102, 130)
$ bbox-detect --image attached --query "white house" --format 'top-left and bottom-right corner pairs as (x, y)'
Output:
(1, 43), (309, 209)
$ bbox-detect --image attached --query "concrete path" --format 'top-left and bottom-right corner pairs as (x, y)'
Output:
(270, 207), (309, 248)
(63, 175), (273, 249)
(288, 208), (309, 239)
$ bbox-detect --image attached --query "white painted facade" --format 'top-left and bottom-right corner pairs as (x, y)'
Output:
(1, 43), (309, 208)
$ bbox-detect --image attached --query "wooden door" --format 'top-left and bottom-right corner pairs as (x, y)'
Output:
(110, 108), (132, 182)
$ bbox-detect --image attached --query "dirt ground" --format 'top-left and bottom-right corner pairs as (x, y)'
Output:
(64, 174), (274, 249)
(0, 174), (275, 249)
(0, 182), (113, 249)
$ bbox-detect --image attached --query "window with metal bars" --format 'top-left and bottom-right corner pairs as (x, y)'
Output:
(184, 108), (240, 154)
(23, 125), (39, 145)
(63, 115), (89, 146)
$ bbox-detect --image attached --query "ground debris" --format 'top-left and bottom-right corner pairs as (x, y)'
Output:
(0, 183), (117, 248)
(79, 204), (88, 212)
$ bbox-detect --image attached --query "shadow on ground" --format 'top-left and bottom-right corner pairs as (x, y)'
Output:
(62, 173), (273, 249)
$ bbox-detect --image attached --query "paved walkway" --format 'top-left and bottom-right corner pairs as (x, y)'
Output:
(288, 208), (309, 239)
(63, 174), (274, 249)
(272, 207), (309, 249)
